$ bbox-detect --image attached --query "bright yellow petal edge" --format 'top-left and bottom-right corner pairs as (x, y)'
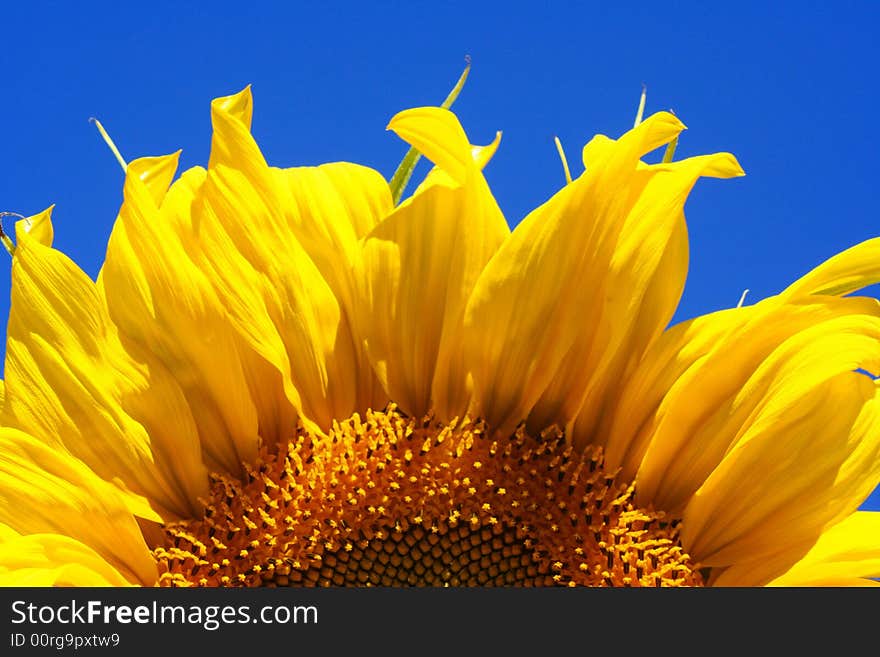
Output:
(1, 85), (879, 587)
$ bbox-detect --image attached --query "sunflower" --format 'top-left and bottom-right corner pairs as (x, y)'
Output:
(1, 79), (879, 588)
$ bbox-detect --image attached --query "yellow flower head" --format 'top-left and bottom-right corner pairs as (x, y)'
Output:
(1, 82), (879, 587)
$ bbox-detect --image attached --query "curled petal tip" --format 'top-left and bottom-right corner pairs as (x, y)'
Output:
(212, 85), (254, 121)
(715, 152), (746, 177)
(643, 110), (687, 135)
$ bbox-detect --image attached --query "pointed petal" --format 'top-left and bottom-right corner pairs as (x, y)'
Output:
(582, 111), (686, 165)
(0, 429), (156, 585)
(781, 237), (880, 298)
(134, 161), (302, 445)
(133, 153), (180, 206)
(544, 152), (742, 444)
(387, 106), (473, 185)
(357, 109), (509, 418)
(472, 131), (503, 170)
(193, 87), (363, 431)
(679, 334), (880, 566)
(614, 229), (880, 491)
(14, 206), (55, 247)
(408, 130), (505, 199)
(99, 154), (261, 475)
(4, 229), (208, 519)
(460, 112), (689, 433)
(209, 86), (254, 159)
(636, 295), (880, 514)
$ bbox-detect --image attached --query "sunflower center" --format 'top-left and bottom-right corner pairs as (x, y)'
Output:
(152, 407), (703, 587)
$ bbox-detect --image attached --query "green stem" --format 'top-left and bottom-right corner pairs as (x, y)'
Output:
(633, 83), (647, 127)
(0, 234), (14, 257)
(0, 212), (25, 257)
(89, 117), (128, 171)
(553, 136), (572, 184)
(389, 57), (471, 205)
(662, 134), (679, 163)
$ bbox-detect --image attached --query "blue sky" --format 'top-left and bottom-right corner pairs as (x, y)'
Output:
(1, 1), (879, 508)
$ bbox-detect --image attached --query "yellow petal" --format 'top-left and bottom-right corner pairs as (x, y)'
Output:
(583, 111), (686, 165)
(0, 430), (156, 585)
(162, 166), (207, 233)
(133, 153), (180, 207)
(602, 306), (753, 481)
(781, 237), (880, 298)
(771, 512), (880, 585)
(274, 162), (394, 412)
(193, 86), (363, 432)
(543, 152), (743, 444)
(576, 212), (688, 446)
(637, 295), (880, 514)
(14, 206), (55, 247)
(99, 153), (261, 475)
(472, 131), (503, 170)
(615, 229), (880, 491)
(461, 112), (688, 434)
(713, 512), (880, 586)
(681, 363), (880, 566)
(209, 85), (254, 161)
(408, 130), (504, 200)
(300, 162), (392, 239)
(4, 228), (208, 520)
(783, 578), (880, 587)
(0, 529), (134, 586)
(387, 106), (473, 185)
(357, 110), (509, 418)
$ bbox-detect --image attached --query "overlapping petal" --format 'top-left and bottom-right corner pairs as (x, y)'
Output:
(561, 152), (743, 448)
(602, 306), (752, 480)
(609, 235), (880, 486)
(635, 296), (880, 514)
(781, 237), (880, 298)
(0, 430), (155, 585)
(594, 234), (880, 573)
(99, 155), (261, 475)
(354, 107), (509, 419)
(0, 528), (133, 586)
(766, 512), (880, 586)
(3, 216), (208, 520)
(273, 162), (394, 413)
(1, 84), (877, 589)
(189, 87), (369, 434)
(681, 363), (880, 566)
(712, 511), (880, 586)
(460, 112), (741, 435)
